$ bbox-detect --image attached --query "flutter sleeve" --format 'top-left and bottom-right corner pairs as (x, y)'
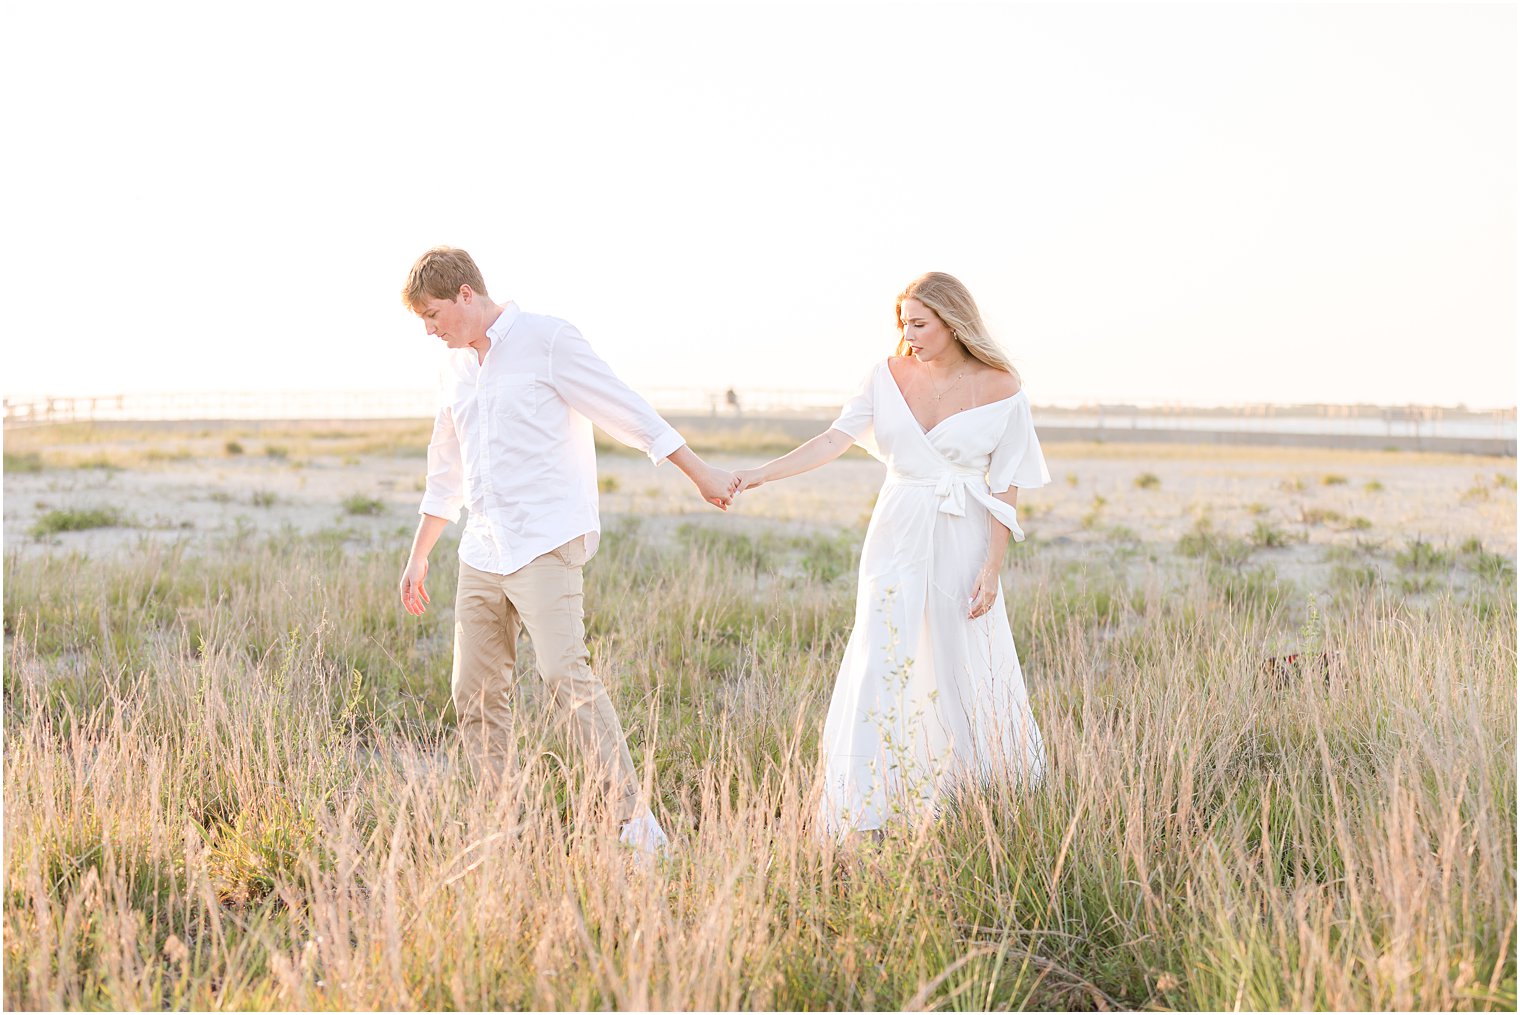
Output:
(987, 393), (1052, 493)
(829, 361), (880, 449)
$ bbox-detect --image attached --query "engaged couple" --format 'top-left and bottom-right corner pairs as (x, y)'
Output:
(396, 247), (1050, 858)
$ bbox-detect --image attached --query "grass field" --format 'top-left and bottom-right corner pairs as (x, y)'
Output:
(3, 420), (1516, 1010)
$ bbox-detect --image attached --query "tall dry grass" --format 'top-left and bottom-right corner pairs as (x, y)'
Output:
(3, 519), (1515, 1010)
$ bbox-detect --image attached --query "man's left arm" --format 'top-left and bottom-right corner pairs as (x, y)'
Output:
(550, 324), (735, 509)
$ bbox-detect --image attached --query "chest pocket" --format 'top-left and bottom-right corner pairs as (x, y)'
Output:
(491, 371), (541, 422)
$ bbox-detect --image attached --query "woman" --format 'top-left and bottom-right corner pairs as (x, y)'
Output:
(733, 272), (1051, 837)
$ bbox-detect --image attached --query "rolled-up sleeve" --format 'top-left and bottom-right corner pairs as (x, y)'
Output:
(418, 403), (465, 522)
(549, 324), (685, 464)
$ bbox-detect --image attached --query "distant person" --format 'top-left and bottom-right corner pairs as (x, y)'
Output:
(732, 272), (1050, 839)
(396, 246), (738, 860)
(725, 386), (742, 415)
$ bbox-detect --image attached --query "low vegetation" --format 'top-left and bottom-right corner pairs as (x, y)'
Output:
(2, 423), (1513, 1011)
(341, 494), (386, 516)
(28, 506), (124, 537)
(4, 517), (1512, 1011)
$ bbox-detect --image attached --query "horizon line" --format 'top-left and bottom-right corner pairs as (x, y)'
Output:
(3, 388), (1516, 418)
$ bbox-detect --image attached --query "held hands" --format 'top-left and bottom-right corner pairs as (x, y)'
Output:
(695, 464), (740, 510)
(399, 557), (430, 616)
(968, 562), (999, 620)
(732, 468), (767, 495)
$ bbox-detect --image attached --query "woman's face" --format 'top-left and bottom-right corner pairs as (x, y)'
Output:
(900, 297), (958, 362)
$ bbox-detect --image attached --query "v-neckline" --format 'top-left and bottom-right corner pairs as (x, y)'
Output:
(885, 360), (1021, 437)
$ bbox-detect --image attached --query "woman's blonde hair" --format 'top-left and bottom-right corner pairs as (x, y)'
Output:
(895, 272), (1019, 383)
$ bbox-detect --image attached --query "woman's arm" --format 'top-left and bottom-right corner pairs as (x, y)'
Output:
(969, 487), (1019, 619)
(734, 428), (855, 493)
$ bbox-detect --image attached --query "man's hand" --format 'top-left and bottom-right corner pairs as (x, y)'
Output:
(400, 557), (430, 616)
(695, 464), (739, 510)
(665, 445), (739, 510)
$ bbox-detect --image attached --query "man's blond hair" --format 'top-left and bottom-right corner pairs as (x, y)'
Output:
(402, 247), (490, 312)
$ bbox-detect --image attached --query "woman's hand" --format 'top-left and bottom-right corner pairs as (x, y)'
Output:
(968, 562), (1000, 620)
(733, 467), (768, 495)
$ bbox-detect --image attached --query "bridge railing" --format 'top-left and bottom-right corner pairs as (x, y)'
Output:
(4, 389), (1515, 440)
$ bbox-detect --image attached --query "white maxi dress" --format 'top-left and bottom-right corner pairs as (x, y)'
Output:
(818, 358), (1052, 836)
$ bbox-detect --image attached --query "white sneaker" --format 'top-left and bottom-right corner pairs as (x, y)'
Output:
(619, 809), (670, 864)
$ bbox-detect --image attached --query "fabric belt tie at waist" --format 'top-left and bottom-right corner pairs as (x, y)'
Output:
(933, 468), (980, 518)
(890, 467), (1026, 542)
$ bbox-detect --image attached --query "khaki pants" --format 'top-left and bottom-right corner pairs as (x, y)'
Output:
(451, 537), (641, 823)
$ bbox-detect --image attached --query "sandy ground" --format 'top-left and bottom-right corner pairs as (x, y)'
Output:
(3, 424), (1515, 594)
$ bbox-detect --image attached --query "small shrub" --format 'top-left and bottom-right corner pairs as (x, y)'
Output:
(1209, 564), (1285, 611)
(1279, 476), (1306, 493)
(142, 447), (193, 463)
(1471, 551), (1516, 586)
(1247, 502), (1271, 516)
(1177, 518), (1217, 558)
(1133, 472), (1161, 490)
(1321, 474), (1348, 486)
(251, 490), (278, 508)
(342, 494), (385, 516)
(1394, 537), (1451, 573)
(225, 440), (245, 455)
(4, 451), (44, 473)
(1080, 493), (1107, 529)
(208, 490), (234, 504)
(1364, 479), (1384, 493)
(1324, 544), (1365, 565)
(1250, 520), (1289, 548)
(1178, 517), (1251, 567)
(1399, 574), (1438, 595)
(30, 506), (123, 536)
(264, 445), (289, 460)
(77, 454), (121, 470)
(794, 531), (858, 584)
(1065, 472), (1079, 488)
(599, 475), (620, 494)
(1462, 540), (1516, 585)
(1301, 507), (1345, 527)
(1331, 564), (1378, 593)
(1495, 473), (1517, 491)
(1346, 516), (1373, 531)
(678, 523), (774, 575)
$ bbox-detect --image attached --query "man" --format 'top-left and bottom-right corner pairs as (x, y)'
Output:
(398, 246), (735, 857)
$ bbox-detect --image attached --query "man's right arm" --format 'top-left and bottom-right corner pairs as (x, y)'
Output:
(403, 405), (465, 615)
(401, 514), (449, 615)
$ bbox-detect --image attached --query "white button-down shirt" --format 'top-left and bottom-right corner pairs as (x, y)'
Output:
(419, 302), (685, 576)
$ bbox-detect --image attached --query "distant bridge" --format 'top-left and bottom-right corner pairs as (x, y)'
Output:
(4, 390), (1514, 456)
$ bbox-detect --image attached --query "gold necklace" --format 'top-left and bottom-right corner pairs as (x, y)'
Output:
(927, 363), (970, 403)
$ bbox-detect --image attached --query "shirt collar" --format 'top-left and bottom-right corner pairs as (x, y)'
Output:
(485, 301), (520, 348)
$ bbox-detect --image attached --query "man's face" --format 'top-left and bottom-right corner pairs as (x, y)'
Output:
(416, 288), (476, 350)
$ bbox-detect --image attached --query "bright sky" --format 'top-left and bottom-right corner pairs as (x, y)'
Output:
(3, 1), (1514, 409)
